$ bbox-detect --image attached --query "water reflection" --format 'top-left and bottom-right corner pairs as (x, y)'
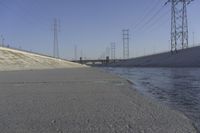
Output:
(103, 67), (200, 131)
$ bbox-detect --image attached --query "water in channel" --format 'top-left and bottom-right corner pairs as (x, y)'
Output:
(103, 67), (200, 131)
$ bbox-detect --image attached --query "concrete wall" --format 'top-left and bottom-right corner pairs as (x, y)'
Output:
(111, 46), (200, 67)
(0, 47), (85, 71)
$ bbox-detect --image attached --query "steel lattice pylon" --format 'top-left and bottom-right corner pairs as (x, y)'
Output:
(111, 42), (116, 60)
(166, 0), (194, 52)
(53, 18), (60, 58)
(122, 29), (129, 59)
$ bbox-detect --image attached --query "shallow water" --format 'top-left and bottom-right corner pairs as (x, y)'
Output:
(103, 67), (200, 131)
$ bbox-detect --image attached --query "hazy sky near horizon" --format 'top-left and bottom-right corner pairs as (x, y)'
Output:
(0, 0), (200, 59)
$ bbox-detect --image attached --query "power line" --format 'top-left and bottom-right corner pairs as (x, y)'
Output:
(110, 42), (116, 60)
(106, 46), (110, 57)
(134, 2), (168, 33)
(146, 15), (169, 35)
(137, 7), (170, 35)
(53, 18), (60, 58)
(74, 45), (77, 60)
(165, 0), (194, 52)
(122, 29), (130, 59)
(1, 35), (5, 47)
(132, 0), (163, 29)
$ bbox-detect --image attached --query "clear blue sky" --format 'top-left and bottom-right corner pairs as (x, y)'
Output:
(0, 0), (199, 59)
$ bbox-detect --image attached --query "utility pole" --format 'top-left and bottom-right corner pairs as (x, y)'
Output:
(80, 49), (83, 58)
(122, 29), (129, 59)
(101, 52), (106, 59)
(144, 48), (146, 56)
(192, 32), (195, 46)
(1, 35), (4, 47)
(53, 18), (60, 58)
(106, 46), (110, 58)
(110, 42), (116, 60)
(74, 45), (77, 60)
(165, 0), (194, 53)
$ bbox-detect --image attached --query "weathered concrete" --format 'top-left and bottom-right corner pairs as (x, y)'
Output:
(0, 47), (85, 71)
(0, 68), (197, 133)
(110, 46), (200, 67)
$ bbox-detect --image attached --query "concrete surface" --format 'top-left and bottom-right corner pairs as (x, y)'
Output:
(0, 68), (197, 133)
(0, 47), (85, 71)
(110, 46), (200, 67)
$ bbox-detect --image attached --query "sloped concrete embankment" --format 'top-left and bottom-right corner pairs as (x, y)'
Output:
(112, 46), (200, 67)
(0, 47), (85, 71)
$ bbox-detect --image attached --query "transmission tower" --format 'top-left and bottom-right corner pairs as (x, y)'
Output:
(165, 0), (194, 52)
(122, 29), (129, 59)
(111, 42), (116, 60)
(1, 35), (4, 47)
(53, 18), (60, 58)
(74, 45), (77, 60)
(106, 46), (110, 58)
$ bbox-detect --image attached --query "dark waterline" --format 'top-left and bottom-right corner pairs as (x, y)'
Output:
(103, 67), (200, 131)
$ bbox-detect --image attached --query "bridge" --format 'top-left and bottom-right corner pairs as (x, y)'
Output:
(71, 57), (124, 65)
